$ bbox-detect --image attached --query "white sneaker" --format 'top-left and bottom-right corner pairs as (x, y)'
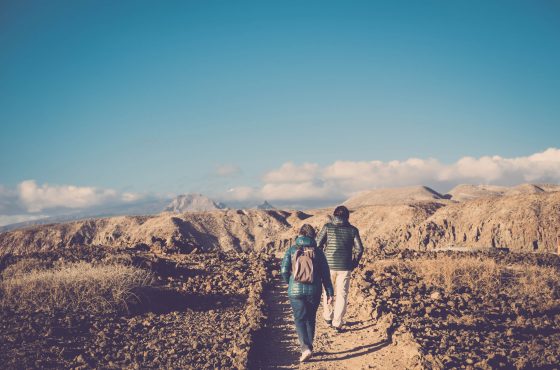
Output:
(300, 349), (312, 362)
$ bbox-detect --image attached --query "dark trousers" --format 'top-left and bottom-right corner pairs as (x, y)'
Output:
(289, 295), (321, 352)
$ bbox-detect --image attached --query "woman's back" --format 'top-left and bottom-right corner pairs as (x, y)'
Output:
(281, 236), (334, 298)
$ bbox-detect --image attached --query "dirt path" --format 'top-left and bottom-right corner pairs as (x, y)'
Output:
(300, 311), (422, 369)
(249, 262), (423, 370)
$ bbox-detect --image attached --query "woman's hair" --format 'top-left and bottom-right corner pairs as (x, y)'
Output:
(299, 224), (316, 238)
(333, 205), (350, 221)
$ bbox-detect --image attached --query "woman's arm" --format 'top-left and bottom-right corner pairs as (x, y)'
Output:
(280, 247), (292, 284)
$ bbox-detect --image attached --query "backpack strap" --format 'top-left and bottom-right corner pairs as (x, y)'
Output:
(303, 246), (315, 259)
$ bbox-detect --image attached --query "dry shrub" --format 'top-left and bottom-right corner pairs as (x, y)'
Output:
(1, 258), (52, 280)
(0, 260), (154, 313)
(507, 264), (560, 309)
(410, 256), (502, 295)
(102, 253), (134, 266)
(370, 256), (560, 311)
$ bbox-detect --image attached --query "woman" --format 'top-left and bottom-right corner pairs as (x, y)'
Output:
(281, 224), (334, 363)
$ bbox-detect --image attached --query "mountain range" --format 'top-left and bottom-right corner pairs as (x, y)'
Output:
(1, 183), (560, 255)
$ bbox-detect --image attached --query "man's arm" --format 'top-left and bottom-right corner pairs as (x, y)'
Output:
(280, 247), (292, 284)
(316, 225), (327, 250)
(352, 228), (364, 267)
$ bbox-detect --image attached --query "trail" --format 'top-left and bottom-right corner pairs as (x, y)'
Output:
(299, 312), (422, 369)
(249, 258), (423, 370)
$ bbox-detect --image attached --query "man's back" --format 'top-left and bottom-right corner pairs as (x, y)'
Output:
(316, 217), (363, 271)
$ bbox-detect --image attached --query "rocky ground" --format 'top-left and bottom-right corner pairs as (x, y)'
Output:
(1, 244), (559, 369)
(0, 248), (272, 369)
(353, 250), (560, 369)
(248, 249), (560, 370)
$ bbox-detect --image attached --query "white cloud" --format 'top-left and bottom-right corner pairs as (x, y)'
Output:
(438, 148), (560, 184)
(215, 164), (241, 177)
(17, 180), (140, 213)
(121, 192), (143, 202)
(223, 186), (256, 201)
(323, 158), (443, 192)
(261, 181), (332, 201)
(263, 162), (320, 184)
(4, 148), (560, 217)
(222, 148), (560, 206)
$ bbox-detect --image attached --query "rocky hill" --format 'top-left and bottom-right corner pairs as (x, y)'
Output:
(414, 192), (560, 253)
(2, 187), (560, 256)
(445, 184), (508, 201)
(0, 210), (291, 257)
(445, 183), (560, 202)
(163, 193), (226, 212)
(343, 186), (448, 208)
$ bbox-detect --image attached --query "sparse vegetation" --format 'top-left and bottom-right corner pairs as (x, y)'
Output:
(0, 251), (272, 369)
(1, 257), (52, 280)
(0, 260), (154, 313)
(410, 256), (501, 294)
(355, 251), (560, 368)
(408, 256), (560, 310)
(369, 256), (560, 311)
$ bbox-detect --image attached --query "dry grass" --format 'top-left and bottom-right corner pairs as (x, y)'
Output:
(507, 263), (560, 308)
(373, 256), (560, 310)
(1, 258), (52, 280)
(0, 259), (154, 313)
(410, 256), (502, 295)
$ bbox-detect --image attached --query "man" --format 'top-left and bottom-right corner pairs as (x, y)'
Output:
(316, 205), (363, 331)
(281, 224), (334, 363)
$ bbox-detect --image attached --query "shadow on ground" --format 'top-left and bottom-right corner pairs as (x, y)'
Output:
(132, 288), (246, 314)
(312, 338), (391, 362)
(248, 272), (300, 369)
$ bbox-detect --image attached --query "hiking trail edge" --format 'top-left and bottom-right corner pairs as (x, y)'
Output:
(248, 257), (423, 369)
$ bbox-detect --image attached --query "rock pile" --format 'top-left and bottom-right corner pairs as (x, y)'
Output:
(352, 250), (560, 369)
(0, 250), (273, 369)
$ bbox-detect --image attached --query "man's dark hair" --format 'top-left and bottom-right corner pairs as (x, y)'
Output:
(333, 205), (350, 221)
(299, 224), (316, 238)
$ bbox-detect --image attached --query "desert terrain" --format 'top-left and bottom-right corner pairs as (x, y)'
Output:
(1, 184), (559, 369)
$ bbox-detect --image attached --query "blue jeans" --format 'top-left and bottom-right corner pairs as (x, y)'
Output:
(289, 295), (321, 352)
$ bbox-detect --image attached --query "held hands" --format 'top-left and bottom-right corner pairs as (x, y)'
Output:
(327, 296), (334, 305)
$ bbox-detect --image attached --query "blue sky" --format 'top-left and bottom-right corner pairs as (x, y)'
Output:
(1, 0), (560, 219)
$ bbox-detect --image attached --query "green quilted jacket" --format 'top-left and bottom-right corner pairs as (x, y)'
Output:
(316, 217), (364, 271)
(281, 236), (334, 298)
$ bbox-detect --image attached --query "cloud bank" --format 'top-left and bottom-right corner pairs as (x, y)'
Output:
(17, 180), (134, 213)
(2, 148), (560, 225)
(0, 180), (143, 226)
(222, 148), (560, 206)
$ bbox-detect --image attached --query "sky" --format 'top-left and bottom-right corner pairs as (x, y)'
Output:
(1, 0), (560, 223)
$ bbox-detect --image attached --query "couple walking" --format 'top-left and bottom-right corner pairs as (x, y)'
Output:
(281, 205), (364, 363)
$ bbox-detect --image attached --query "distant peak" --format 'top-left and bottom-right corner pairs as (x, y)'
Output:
(255, 200), (276, 210)
(163, 193), (227, 213)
